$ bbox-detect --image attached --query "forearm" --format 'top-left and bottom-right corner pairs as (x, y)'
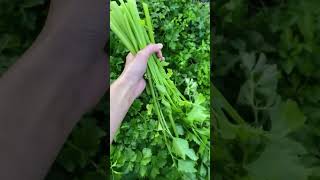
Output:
(110, 75), (135, 144)
(0, 31), (107, 179)
(109, 44), (163, 144)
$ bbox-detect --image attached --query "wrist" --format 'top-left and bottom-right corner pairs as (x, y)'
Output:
(111, 75), (136, 106)
(109, 75), (136, 143)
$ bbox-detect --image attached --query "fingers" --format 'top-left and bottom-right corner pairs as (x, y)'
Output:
(156, 50), (165, 61)
(126, 44), (164, 67)
(123, 53), (134, 72)
(123, 44), (164, 77)
(135, 43), (164, 63)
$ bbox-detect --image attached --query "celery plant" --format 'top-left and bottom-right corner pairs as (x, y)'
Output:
(110, 0), (209, 170)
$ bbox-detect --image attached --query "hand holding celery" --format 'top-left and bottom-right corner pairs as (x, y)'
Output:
(111, 0), (210, 173)
(110, 44), (164, 144)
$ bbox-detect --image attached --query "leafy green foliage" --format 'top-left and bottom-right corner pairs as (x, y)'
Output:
(0, 1), (107, 179)
(110, 0), (210, 179)
(213, 0), (320, 179)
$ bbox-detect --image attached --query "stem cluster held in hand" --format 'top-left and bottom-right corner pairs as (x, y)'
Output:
(111, 0), (209, 171)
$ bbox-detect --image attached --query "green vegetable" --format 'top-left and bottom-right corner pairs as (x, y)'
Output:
(213, 0), (320, 179)
(110, 0), (210, 178)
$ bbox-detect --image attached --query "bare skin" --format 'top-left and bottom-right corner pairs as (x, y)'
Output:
(110, 43), (164, 144)
(0, 0), (161, 178)
(0, 0), (107, 179)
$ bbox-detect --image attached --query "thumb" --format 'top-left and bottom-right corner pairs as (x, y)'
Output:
(135, 43), (163, 64)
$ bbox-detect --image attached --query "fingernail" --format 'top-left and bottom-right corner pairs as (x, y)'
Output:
(157, 43), (163, 48)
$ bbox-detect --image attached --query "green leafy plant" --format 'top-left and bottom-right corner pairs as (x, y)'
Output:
(110, 0), (210, 179)
(213, 0), (320, 179)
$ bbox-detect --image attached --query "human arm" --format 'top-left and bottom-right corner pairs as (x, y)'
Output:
(0, 0), (107, 179)
(110, 44), (164, 144)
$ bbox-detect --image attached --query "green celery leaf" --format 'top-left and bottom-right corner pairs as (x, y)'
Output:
(270, 100), (306, 137)
(141, 148), (152, 166)
(172, 137), (198, 160)
(186, 94), (209, 124)
(246, 137), (309, 180)
(178, 160), (197, 173)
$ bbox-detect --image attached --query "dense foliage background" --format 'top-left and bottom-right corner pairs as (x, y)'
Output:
(213, 0), (320, 179)
(0, 0), (107, 179)
(4, 0), (320, 179)
(110, 0), (210, 179)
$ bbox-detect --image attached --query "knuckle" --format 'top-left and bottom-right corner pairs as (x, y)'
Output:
(126, 53), (131, 59)
(137, 51), (148, 58)
(126, 53), (135, 61)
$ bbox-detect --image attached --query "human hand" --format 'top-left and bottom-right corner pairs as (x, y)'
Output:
(110, 43), (164, 143)
(118, 43), (164, 100)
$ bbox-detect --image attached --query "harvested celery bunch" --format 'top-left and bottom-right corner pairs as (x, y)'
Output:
(111, 0), (210, 178)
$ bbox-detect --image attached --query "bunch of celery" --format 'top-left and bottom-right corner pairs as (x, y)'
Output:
(111, 0), (209, 167)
